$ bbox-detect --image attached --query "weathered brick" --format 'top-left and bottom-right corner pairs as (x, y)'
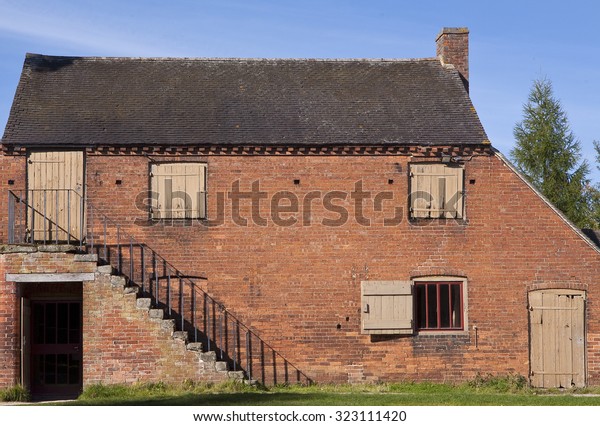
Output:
(1, 149), (599, 388)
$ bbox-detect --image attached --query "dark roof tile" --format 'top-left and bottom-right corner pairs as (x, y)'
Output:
(2, 54), (488, 147)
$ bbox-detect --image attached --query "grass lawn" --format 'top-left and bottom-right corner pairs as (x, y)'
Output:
(50, 378), (600, 406)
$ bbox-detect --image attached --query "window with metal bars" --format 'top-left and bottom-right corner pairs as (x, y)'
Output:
(415, 281), (463, 330)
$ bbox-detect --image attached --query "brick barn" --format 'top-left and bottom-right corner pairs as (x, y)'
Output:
(1, 27), (599, 399)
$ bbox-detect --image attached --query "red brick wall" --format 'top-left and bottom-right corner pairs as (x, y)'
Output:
(0, 153), (26, 244)
(2, 149), (600, 385)
(0, 258), (18, 388)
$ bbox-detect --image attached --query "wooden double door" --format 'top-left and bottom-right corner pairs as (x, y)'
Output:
(27, 150), (84, 242)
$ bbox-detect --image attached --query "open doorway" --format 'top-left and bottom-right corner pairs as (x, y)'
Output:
(21, 283), (82, 400)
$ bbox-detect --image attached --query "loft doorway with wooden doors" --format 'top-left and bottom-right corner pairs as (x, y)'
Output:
(26, 150), (85, 243)
(528, 289), (586, 388)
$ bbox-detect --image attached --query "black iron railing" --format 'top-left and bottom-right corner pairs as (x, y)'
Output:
(8, 189), (85, 245)
(7, 189), (311, 385)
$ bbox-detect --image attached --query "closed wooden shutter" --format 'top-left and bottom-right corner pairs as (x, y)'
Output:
(410, 164), (463, 219)
(361, 281), (413, 335)
(150, 163), (206, 219)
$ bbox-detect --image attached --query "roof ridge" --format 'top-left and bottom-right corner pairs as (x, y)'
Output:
(25, 53), (439, 64)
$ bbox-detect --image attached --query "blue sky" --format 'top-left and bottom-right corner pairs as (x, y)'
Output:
(1, 0), (599, 179)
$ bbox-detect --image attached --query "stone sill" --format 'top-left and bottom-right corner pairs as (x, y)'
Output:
(0, 244), (92, 257)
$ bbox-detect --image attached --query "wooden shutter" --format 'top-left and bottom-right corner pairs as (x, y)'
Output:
(411, 164), (430, 219)
(150, 163), (206, 219)
(361, 281), (413, 335)
(443, 166), (463, 219)
(410, 164), (463, 219)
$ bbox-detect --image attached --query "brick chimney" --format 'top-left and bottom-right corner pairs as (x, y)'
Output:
(436, 27), (469, 92)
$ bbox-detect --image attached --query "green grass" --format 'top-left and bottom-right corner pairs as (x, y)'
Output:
(48, 375), (600, 406)
(0, 385), (30, 402)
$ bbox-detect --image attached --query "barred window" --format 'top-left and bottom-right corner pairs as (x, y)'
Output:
(415, 281), (464, 331)
(361, 279), (467, 335)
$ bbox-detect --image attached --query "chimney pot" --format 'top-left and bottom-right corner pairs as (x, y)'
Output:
(436, 27), (469, 92)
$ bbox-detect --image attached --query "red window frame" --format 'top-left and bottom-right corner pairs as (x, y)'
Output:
(415, 281), (464, 331)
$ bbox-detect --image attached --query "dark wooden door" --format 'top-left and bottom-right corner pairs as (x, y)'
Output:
(30, 301), (82, 398)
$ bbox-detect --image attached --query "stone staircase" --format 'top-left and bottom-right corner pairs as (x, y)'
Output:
(85, 262), (245, 385)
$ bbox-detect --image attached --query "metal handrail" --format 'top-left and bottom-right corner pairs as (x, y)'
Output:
(7, 189), (311, 385)
(8, 189), (85, 246)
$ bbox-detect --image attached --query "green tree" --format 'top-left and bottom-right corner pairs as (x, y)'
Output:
(511, 78), (593, 227)
(589, 141), (600, 227)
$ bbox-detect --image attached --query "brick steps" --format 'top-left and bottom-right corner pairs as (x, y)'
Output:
(96, 263), (245, 383)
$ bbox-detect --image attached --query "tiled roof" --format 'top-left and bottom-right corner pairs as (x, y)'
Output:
(582, 229), (600, 249)
(2, 53), (488, 147)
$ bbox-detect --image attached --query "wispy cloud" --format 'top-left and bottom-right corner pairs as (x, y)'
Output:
(0, 1), (184, 56)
